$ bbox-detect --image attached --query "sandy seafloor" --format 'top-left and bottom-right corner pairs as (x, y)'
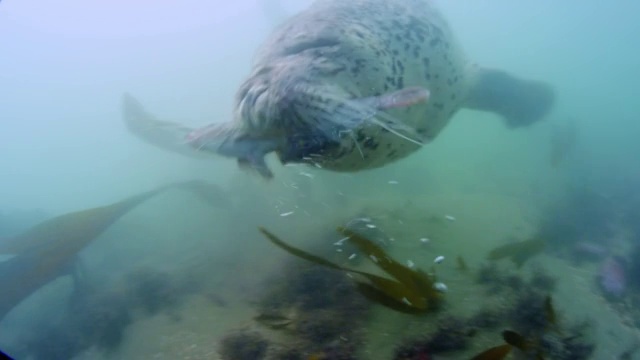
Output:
(6, 115), (636, 360)
(69, 192), (639, 360)
(69, 164), (639, 359)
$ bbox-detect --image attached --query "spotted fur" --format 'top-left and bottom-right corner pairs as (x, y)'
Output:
(234, 0), (471, 171)
(123, 0), (553, 177)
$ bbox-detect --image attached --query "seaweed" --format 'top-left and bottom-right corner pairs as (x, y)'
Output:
(259, 226), (441, 314)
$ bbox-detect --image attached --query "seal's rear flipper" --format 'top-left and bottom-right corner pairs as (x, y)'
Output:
(465, 68), (555, 128)
(186, 124), (280, 179)
(122, 93), (210, 159)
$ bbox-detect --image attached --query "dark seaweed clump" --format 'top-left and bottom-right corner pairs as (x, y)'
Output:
(218, 330), (269, 360)
(536, 185), (613, 255)
(529, 267), (558, 293)
(256, 262), (369, 358)
(22, 267), (199, 359)
(125, 268), (183, 315)
(441, 262), (592, 359)
(25, 289), (132, 360)
(393, 315), (475, 359)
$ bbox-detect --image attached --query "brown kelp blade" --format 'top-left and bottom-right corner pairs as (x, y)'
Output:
(0, 189), (162, 255)
(354, 281), (425, 314)
(0, 179), (229, 322)
(338, 226), (440, 303)
(470, 343), (512, 360)
(259, 227), (345, 272)
(259, 227), (429, 311)
(0, 180), (230, 255)
(0, 188), (168, 322)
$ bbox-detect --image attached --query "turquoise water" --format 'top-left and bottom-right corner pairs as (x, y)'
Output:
(1, 1), (639, 359)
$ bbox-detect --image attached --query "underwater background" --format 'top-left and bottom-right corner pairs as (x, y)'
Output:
(1, 0), (639, 359)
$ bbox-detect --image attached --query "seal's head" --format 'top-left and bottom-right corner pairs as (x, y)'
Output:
(186, 55), (429, 179)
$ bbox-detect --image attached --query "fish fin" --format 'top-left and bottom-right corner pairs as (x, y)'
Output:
(465, 67), (555, 128)
(122, 93), (210, 159)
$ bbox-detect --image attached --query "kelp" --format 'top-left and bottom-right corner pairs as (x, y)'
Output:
(0, 180), (230, 322)
(0, 180), (230, 256)
(259, 226), (442, 314)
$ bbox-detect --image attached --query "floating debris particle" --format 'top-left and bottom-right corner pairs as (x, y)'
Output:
(337, 248), (343, 252)
(433, 282), (448, 293)
(280, 211), (294, 217)
(434, 256), (445, 264)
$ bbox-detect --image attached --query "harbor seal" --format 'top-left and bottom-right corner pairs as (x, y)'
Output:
(123, 0), (554, 179)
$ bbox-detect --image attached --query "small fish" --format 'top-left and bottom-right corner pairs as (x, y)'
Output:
(445, 215), (456, 221)
(253, 313), (292, 329)
(388, 180), (399, 185)
(470, 343), (512, 360)
(280, 211), (295, 217)
(488, 238), (546, 268)
(434, 255), (445, 264)
(502, 330), (528, 350)
(456, 255), (469, 272)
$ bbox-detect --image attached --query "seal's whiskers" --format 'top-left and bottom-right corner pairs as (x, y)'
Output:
(310, 87), (424, 147)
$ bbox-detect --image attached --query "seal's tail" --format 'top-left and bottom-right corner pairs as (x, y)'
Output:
(465, 67), (555, 128)
(121, 93), (211, 159)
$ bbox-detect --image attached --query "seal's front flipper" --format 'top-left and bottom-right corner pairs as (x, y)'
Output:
(337, 86), (430, 146)
(122, 93), (210, 159)
(465, 67), (555, 128)
(362, 86), (431, 111)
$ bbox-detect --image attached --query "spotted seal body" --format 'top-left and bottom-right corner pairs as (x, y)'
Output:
(123, 0), (554, 178)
